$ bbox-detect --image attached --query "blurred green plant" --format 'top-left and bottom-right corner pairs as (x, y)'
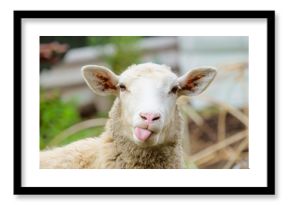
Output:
(86, 36), (112, 46)
(40, 89), (80, 150)
(60, 127), (104, 146)
(106, 36), (142, 74)
(87, 36), (142, 74)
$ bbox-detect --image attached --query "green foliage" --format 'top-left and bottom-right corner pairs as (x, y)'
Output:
(60, 127), (104, 147)
(87, 36), (142, 74)
(40, 90), (80, 150)
(106, 36), (142, 74)
(86, 36), (112, 46)
(95, 111), (109, 118)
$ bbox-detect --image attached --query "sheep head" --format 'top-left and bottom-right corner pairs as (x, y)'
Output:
(82, 63), (216, 147)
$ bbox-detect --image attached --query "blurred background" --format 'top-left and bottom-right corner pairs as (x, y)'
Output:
(40, 36), (248, 169)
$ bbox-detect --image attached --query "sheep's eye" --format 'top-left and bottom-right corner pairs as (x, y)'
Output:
(170, 86), (178, 94)
(119, 84), (127, 92)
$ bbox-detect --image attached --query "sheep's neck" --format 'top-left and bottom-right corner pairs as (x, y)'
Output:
(107, 98), (183, 168)
(114, 139), (181, 168)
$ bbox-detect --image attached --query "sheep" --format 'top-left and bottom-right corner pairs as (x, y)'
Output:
(40, 62), (216, 169)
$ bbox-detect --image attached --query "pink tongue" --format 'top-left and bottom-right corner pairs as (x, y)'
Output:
(134, 127), (152, 141)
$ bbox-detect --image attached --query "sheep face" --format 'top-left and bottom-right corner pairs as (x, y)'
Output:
(82, 63), (216, 147)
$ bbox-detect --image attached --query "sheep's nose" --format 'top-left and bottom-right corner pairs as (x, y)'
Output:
(139, 112), (161, 123)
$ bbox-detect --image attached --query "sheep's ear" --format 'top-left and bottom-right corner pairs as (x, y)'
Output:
(82, 65), (119, 96)
(178, 67), (217, 96)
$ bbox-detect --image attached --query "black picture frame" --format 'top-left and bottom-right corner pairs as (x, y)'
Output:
(14, 10), (275, 195)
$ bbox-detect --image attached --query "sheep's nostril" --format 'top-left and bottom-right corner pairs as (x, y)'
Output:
(140, 115), (147, 120)
(152, 116), (160, 121)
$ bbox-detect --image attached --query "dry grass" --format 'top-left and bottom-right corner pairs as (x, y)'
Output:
(180, 62), (249, 169)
